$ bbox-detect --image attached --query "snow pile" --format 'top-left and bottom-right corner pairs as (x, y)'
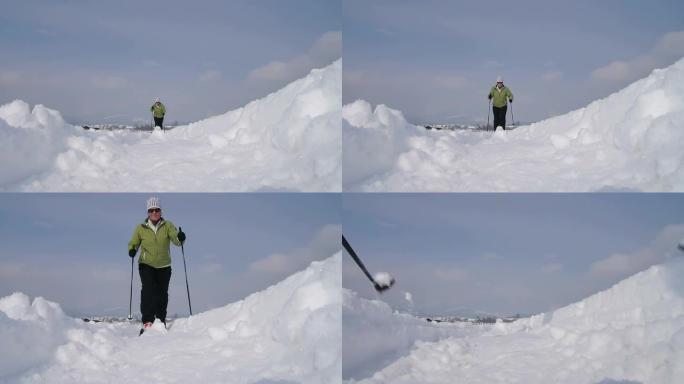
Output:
(343, 290), (468, 381)
(0, 254), (341, 384)
(0, 293), (71, 379)
(1, 60), (341, 192)
(350, 258), (684, 383)
(0, 101), (73, 187)
(342, 101), (424, 186)
(344, 57), (684, 191)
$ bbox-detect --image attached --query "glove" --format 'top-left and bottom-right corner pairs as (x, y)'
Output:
(488, 94), (492, 100)
(509, 99), (513, 103)
(129, 249), (136, 258)
(177, 229), (186, 243)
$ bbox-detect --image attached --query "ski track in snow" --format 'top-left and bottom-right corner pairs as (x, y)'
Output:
(0, 60), (341, 192)
(343, 57), (684, 192)
(345, 258), (684, 384)
(0, 255), (342, 384)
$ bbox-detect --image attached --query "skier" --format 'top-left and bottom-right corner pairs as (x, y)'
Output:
(150, 98), (166, 130)
(487, 76), (513, 130)
(128, 197), (186, 334)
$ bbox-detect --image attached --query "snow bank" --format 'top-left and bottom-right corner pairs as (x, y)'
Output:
(353, 258), (684, 383)
(343, 290), (468, 381)
(0, 254), (341, 384)
(342, 100), (423, 186)
(344, 57), (684, 191)
(0, 101), (74, 187)
(0, 293), (73, 380)
(0, 60), (341, 192)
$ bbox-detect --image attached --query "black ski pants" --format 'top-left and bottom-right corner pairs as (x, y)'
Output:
(154, 116), (164, 130)
(493, 105), (507, 130)
(139, 263), (171, 324)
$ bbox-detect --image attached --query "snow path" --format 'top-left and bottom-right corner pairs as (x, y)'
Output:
(1, 255), (341, 384)
(347, 258), (684, 384)
(344, 57), (684, 192)
(0, 60), (341, 192)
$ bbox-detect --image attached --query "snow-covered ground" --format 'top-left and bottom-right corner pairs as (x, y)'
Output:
(0, 60), (341, 192)
(0, 254), (341, 384)
(343, 57), (684, 192)
(344, 257), (684, 383)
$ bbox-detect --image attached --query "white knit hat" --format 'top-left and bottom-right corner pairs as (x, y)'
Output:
(496, 76), (503, 83)
(154, 97), (160, 103)
(147, 196), (161, 210)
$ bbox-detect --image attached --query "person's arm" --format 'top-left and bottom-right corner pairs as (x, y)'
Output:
(150, 105), (154, 112)
(488, 87), (493, 100)
(167, 221), (182, 246)
(507, 88), (513, 102)
(128, 226), (141, 254)
(160, 104), (166, 116)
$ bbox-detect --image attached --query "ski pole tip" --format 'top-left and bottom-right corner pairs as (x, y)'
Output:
(374, 277), (395, 293)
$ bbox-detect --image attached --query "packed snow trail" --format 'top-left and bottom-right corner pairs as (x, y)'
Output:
(0, 60), (341, 192)
(0, 254), (341, 384)
(343, 57), (684, 192)
(343, 290), (480, 382)
(346, 258), (684, 384)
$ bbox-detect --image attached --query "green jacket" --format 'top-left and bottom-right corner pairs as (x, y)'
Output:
(128, 218), (181, 268)
(489, 86), (513, 108)
(151, 102), (166, 118)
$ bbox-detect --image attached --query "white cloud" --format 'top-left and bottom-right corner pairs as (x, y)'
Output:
(591, 30), (684, 83)
(248, 31), (341, 82)
(198, 262), (223, 274)
(480, 252), (499, 260)
(142, 60), (160, 67)
(438, 75), (468, 89)
(484, 60), (503, 69)
(541, 70), (563, 82)
(91, 75), (128, 89)
(0, 70), (22, 85)
(376, 28), (394, 36)
(434, 267), (468, 282)
(248, 224), (341, 275)
(541, 262), (563, 274)
(590, 224), (684, 279)
(0, 261), (25, 278)
(199, 69), (222, 82)
(248, 253), (290, 274)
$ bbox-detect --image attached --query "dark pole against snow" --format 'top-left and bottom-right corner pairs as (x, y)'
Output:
(487, 99), (491, 131)
(510, 102), (516, 127)
(128, 256), (134, 320)
(342, 235), (394, 293)
(180, 227), (193, 316)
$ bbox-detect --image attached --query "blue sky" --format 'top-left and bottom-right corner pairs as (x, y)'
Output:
(0, 194), (340, 317)
(343, 0), (684, 123)
(342, 193), (684, 316)
(0, 0), (341, 124)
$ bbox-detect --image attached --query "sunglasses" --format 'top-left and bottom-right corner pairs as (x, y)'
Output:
(147, 208), (161, 213)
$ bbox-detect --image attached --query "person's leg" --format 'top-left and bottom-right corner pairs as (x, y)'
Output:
(154, 117), (163, 129)
(492, 106), (502, 129)
(154, 267), (172, 323)
(138, 264), (156, 324)
(501, 105), (507, 129)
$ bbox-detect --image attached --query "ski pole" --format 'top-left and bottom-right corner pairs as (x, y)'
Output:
(510, 102), (515, 127)
(342, 235), (394, 293)
(179, 227), (193, 316)
(486, 99), (491, 131)
(128, 255), (134, 320)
